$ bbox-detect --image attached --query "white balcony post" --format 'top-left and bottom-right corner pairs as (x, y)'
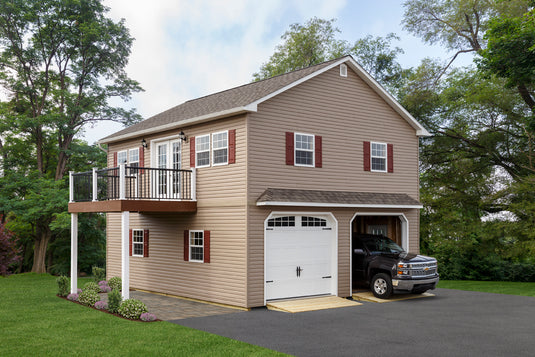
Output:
(70, 213), (78, 294)
(69, 171), (74, 203)
(191, 167), (196, 201)
(119, 164), (126, 200)
(121, 211), (130, 299)
(92, 168), (98, 202)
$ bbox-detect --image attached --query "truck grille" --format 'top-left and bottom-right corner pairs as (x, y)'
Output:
(409, 261), (438, 278)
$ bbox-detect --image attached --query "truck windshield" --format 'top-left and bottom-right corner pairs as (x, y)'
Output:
(363, 236), (404, 254)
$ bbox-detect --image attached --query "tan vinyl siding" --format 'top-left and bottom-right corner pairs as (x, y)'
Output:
(246, 66), (421, 307)
(106, 115), (249, 307)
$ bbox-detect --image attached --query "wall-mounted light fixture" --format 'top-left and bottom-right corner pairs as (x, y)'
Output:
(179, 130), (187, 142)
(141, 138), (148, 148)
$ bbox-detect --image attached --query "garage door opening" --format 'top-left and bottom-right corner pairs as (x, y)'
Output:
(264, 213), (337, 302)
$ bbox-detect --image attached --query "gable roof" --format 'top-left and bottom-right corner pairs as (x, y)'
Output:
(99, 56), (430, 144)
(256, 188), (423, 208)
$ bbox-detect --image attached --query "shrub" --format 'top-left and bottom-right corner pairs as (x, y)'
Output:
(118, 299), (148, 320)
(77, 288), (82, 294)
(78, 290), (99, 306)
(67, 293), (79, 301)
(92, 266), (106, 283)
(107, 288), (122, 313)
(56, 276), (69, 297)
(140, 312), (157, 322)
(108, 277), (122, 291)
(94, 300), (108, 310)
(82, 281), (101, 294)
(98, 280), (108, 287)
(100, 285), (111, 293)
(0, 222), (21, 276)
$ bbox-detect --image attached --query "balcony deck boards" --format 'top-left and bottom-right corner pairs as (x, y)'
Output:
(68, 200), (197, 213)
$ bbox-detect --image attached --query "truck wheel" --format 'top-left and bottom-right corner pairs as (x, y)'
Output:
(371, 273), (393, 299)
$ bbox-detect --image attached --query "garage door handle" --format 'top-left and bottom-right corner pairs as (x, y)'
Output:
(322, 276), (332, 279)
(296, 266), (303, 277)
(266, 280), (273, 283)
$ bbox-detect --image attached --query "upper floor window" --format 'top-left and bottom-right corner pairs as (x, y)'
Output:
(295, 133), (314, 167)
(371, 142), (387, 172)
(129, 148), (139, 167)
(196, 134), (210, 168)
(117, 150), (128, 165)
(212, 131), (228, 165)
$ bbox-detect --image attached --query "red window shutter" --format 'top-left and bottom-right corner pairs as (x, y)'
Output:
(387, 143), (394, 173)
(204, 230), (210, 263)
(363, 141), (371, 171)
(285, 132), (294, 165)
(189, 137), (196, 168)
(228, 129), (236, 164)
(315, 135), (322, 168)
(183, 230), (189, 261)
(143, 229), (149, 257)
(139, 147), (144, 167)
(113, 152), (118, 167)
(129, 229), (132, 256)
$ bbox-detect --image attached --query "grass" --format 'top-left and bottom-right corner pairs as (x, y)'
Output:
(438, 280), (535, 297)
(0, 273), (286, 357)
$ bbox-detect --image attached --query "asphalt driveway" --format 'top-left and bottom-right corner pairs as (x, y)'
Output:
(172, 289), (535, 357)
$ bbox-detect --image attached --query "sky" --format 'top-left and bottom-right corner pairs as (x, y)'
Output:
(81, 0), (466, 144)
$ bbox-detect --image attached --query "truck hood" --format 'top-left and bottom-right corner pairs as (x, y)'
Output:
(399, 252), (436, 263)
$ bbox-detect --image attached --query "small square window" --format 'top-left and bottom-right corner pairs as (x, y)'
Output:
(371, 142), (387, 172)
(295, 133), (314, 167)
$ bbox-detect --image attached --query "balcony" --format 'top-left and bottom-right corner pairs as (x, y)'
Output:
(68, 165), (197, 213)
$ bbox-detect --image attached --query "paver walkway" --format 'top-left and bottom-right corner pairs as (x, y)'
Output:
(100, 290), (240, 320)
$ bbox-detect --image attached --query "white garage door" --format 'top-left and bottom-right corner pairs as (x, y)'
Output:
(265, 215), (336, 301)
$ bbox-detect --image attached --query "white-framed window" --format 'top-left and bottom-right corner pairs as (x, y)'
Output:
(212, 131), (228, 166)
(129, 148), (139, 168)
(196, 134), (210, 168)
(340, 63), (347, 77)
(189, 230), (204, 262)
(371, 142), (387, 172)
(117, 150), (128, 165)
(132, 229), (144, 257)
(295, 133), (314, 167)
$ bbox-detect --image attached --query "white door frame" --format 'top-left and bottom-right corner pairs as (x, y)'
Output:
(263, 211), (338, 305)
(349, 212), (409, 295)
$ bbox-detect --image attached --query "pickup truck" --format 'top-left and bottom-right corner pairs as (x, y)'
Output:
(353, 234), (439, 299)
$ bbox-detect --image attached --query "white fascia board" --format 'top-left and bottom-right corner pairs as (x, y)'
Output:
(256, 201), (423, 209)
(98, 106), (253, 144)
(344, 58), (431, 137)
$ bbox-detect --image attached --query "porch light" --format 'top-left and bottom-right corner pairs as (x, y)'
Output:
(141, 138), (148, 148)
(179, 130), (187, 142)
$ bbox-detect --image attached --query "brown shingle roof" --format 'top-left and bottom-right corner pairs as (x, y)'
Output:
(256, 188), (422, 207)
(100, 57), (346, 143)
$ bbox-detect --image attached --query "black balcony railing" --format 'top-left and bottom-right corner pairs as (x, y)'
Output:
(70, 165), (195, 202)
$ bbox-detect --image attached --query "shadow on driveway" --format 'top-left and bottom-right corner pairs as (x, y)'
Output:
(171, 289), (535, 357)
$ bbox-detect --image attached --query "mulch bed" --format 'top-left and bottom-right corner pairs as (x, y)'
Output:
(57, 295), (161, 322)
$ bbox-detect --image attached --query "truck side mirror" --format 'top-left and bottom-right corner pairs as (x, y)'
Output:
(353, 248), (365, 255)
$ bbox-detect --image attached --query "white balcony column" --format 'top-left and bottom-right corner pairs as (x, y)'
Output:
(191, 167), (196, 201)
(69, 171), (74, 203)
(119, 164), (126, 200)
(92, 168), (98, 202)
(121, 211), (130, 299)
(70, 213), (78, 294)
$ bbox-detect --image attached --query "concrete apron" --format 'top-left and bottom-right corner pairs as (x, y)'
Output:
(267, 296), (362, 313)
(352, 290), (435, 303)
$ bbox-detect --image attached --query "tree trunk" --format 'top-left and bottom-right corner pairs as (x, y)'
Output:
(31, 224), (51, 273)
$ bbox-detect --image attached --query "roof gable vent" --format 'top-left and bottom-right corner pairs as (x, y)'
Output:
(340, 63), (347, 77)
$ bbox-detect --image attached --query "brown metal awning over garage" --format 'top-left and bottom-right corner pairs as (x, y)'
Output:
(256, 188), (423, 209)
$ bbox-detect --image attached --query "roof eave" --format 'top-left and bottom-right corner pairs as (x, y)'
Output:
(256, 201), (423, 209)
(98, 106), (254, 144)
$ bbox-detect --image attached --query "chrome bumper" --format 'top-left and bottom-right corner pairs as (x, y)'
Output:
(392, 276), (439, 291)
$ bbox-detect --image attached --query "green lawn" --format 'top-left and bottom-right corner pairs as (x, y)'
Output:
(438, 280), (535, 297)
(0, 273), (286, 357)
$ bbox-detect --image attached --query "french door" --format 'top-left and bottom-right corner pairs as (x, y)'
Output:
(154, 139), (182, 199)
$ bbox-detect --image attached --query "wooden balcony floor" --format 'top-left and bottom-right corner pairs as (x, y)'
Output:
(68, 200), (197, 213)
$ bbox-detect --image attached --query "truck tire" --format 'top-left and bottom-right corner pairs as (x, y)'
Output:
(371, 273), (393, 299)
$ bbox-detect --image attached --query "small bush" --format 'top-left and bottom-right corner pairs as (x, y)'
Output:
(56, 276), (70, 297)
(100, 285), (111, 293)
(108, 288), (122, 313)
(0, 222), (21, 276)
(92, 266), (106, 283)
(140, 312), (157, 322)
(77, 288), (82, 294)
(78, 290), (99, 306)
(67, 293), (79, 301)
(83, 281), (101, 294)
(108, 277), (122, 291)
(118, 299), (148, 320)
(94, 300), (108, 310)
(98, 280), (108, 287)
